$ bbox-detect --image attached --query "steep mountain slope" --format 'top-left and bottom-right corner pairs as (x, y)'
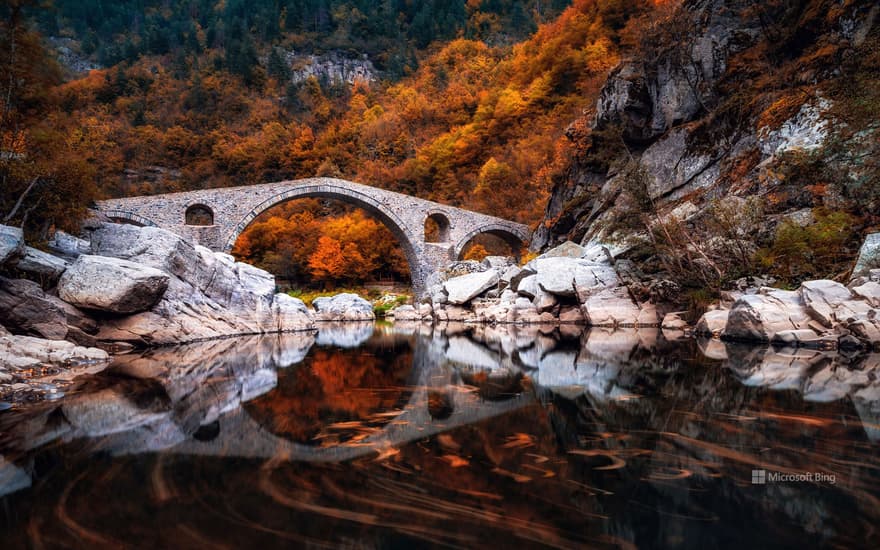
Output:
(536, 0), (879, 297)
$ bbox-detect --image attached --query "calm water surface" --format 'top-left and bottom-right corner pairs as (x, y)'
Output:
(1, 322), (878, 549)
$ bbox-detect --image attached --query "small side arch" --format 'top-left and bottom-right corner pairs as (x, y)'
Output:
(424, 211), (452, 243)
(185, 204), (215, 226)
(453, 223), (528, 261)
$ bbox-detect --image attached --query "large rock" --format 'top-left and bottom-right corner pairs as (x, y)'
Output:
(388, 304), (420, 321)
(444, 270), (499, 305)
(853, 233), (880, 279)
(272, 294), (314, 332)
(722, 289), (813, 342)
(442, 261), (487, 280)
(12, 246), (68, 284)
(312, 293), (375, 321)
(0, 335), (108, 370)
(800, 279), (864, 328)
(581, 287), (642, 326)
(87, 223), (314, 345)
(47, 230), (90, 259)
(58, 255), (170, 314)
(0, 277), (96, 342)
(538, 241), (585, 259)
(0, 225), (24, 266)
(695, 309), (729, 337)
(532, 257), (618, 298)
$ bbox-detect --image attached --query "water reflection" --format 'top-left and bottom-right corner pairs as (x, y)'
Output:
(0, 323), (878, 548)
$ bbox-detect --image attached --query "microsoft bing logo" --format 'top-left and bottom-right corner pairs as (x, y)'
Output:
(751, 469), (767, 484)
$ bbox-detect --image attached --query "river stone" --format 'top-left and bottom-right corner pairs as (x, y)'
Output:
(273, 294), (315, 332)
(47, 230), (90, 259)
(0, 225), (24, 266)
(312, 293), (375, 321)
(389, 304), (420, 321)
(533, 287), (558, 313)
(443, 261), (487, 279)
(722, 289), (813, 342)
(58, 255), (170, 314)
(482, 256), (514, 270)
(539, 241), (585, 259)
(516, 275), (539, 299)
(444, 270), (499, 305)
(581, 287), (642, 326)
(852, 281), (880, 307)
(499, 265), (522, 290)
(12, 246), (68, 283)
(800, 280), (855, 327)
(695, 309), (729, 337)
(533, 257), (618, 298)
(509, 267), (536, 292)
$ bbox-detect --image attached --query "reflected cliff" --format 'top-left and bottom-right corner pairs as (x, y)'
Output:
(1, 323), (879, 548)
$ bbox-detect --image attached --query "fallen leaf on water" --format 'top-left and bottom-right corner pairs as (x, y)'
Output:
(437, 434), (461, 451)
(440, 454), (469, 468)
(492, 467), (532, 483)
(502, 433), (535, 449)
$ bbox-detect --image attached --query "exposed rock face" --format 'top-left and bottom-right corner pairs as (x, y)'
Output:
(0, 225), (24, 266)
(85, 223), (314, 345)
(12, 247), (69, 284)
(312, 293), (375, 321)
(58, 255), (170, 314)
(723, 289), (813, 342)
(0, 277), (97, 343)
(852, 233), (880, 279)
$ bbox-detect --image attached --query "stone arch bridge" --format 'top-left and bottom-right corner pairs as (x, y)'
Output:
(94, 177), (530, 295)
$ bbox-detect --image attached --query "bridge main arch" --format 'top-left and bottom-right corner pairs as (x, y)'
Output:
(224, 181), (428, 292)
(93, 177), (532, 297)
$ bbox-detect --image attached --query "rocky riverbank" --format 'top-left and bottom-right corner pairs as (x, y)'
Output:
(389, 241), (659, 327)
(0, 222), (376, 401)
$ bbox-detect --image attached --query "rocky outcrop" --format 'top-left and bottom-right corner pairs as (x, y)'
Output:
(58, 255), (170, 314)
(421, 242), (657, 327)
(312, 293), (375, 322)
(84, 223), (314, 344)
(696, 278), (880, 349)
(11, 246), (69, 284)
(0, 276), (98, 344)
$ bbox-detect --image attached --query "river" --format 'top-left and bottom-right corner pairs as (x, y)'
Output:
(1, 322), (878, 548)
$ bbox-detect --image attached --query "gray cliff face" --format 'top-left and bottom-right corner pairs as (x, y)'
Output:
(534, 0), (876, 253)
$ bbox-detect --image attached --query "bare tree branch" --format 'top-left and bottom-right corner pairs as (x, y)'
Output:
(3, 175), (39, 223)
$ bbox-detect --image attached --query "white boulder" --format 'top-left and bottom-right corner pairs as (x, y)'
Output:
(58, 255), (170, 314)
